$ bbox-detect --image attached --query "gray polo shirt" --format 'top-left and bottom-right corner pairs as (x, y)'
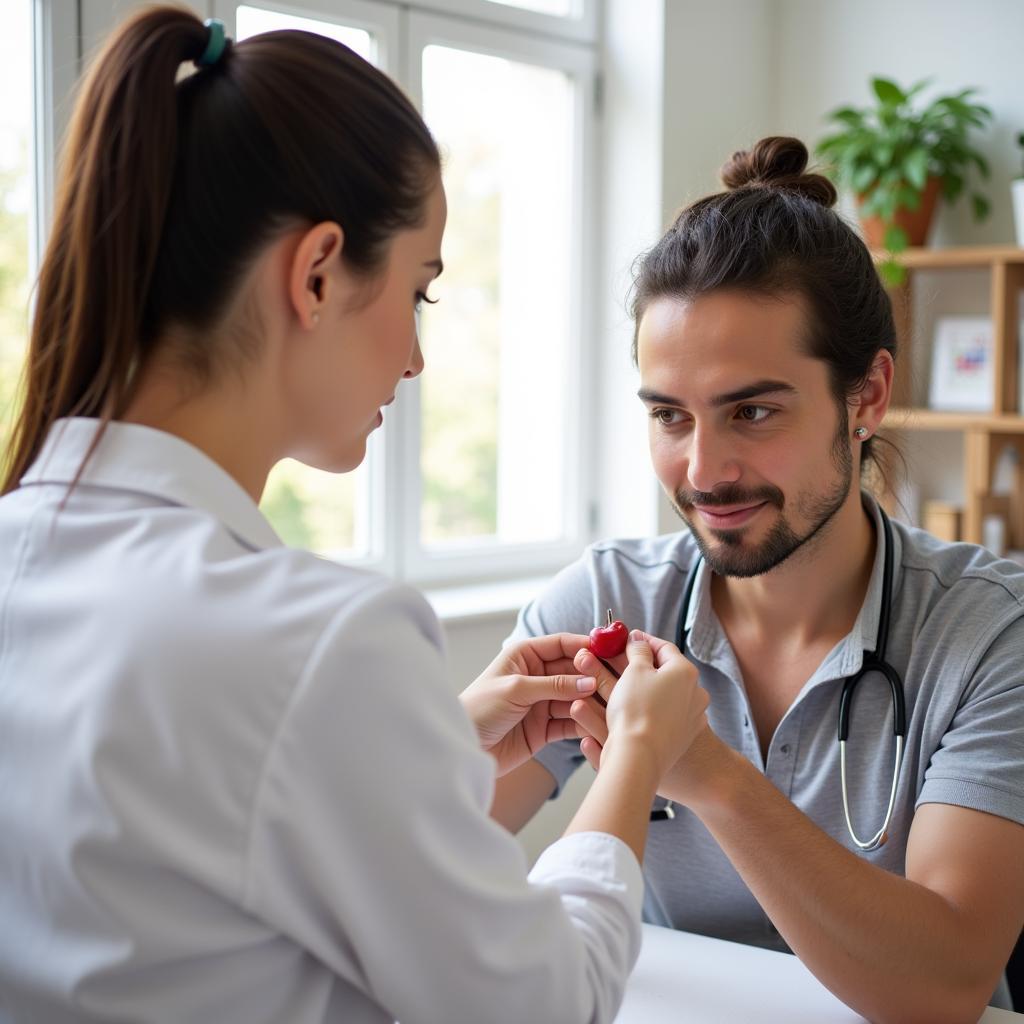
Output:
(510, 496), (1024, 966)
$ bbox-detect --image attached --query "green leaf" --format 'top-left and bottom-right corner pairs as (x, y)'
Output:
(873, 77), (906, 106)
(884, 225), (909, 252)
(969, 151), (991, 178)
(903, 148), (929, 189)
(904, 78), (931, 101)
(971, 193), (990, 221)
(879, 259), (907, 287)
(828, 106), (865, 127)
(896, 186), (921, 210)
(852, 163), (878, 193)
(942, 172), (964, 202)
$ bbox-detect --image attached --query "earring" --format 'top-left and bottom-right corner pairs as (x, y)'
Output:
(854, 427), (869, 440)
(311, 312), (320, 325)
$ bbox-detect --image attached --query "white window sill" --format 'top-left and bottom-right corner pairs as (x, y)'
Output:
(424, 575), (552, 625)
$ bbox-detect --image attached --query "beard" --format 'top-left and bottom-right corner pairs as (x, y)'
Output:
(670, 412), (854, 579)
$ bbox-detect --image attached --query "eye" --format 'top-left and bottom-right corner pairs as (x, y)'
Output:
(736, 405), (773, 424)
(649, 407), (684, 427)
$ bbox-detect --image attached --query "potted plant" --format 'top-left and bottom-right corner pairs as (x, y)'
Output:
(816, 77), (993, 284)
(1013, 132), (1024, 248)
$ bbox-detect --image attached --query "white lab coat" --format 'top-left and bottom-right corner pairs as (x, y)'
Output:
(0, 418), (642, 1024)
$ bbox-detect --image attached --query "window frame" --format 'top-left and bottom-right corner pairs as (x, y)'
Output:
(31, 0), (79, 268)
(402, 0), (598, 44)
(211, 0), (401, 67)
(400, 9), (598, 586)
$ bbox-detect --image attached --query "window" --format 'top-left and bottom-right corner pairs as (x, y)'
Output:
(408, 18), (591, 582)
(0, 3), (35, 463)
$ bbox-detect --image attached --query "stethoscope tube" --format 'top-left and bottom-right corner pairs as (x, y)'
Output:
(670, 508), (906, 852)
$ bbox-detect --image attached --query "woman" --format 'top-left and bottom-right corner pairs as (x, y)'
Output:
(0, 8), (708, 1023)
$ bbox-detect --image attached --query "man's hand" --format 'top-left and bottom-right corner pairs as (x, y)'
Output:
(459, 633), (598, 777)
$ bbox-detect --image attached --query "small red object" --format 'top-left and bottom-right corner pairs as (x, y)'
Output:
(589, 609), (628, 659)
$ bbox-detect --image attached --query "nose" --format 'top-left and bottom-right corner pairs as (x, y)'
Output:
(686, 421), (741, 494)
(404, 334), (424, 380)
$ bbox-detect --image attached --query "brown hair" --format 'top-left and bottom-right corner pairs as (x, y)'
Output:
(2, 5), (439, 494)
(630, 136), (897, 476)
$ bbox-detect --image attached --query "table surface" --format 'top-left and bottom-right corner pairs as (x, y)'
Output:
(616, 924), (1023, 1023)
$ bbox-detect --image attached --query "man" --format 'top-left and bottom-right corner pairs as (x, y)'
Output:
(494, 137), (1024, 1023)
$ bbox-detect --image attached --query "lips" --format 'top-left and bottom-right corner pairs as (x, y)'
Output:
(692, 502), (766, 529)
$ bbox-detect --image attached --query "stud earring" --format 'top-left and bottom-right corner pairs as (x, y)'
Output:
(311, 312), (320, 325)
(854, 427), (869, 440)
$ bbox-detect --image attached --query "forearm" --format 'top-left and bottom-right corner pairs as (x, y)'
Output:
(490, 759), (557, 833)
(566, 740), (660, 863)
(673, 742), (995, 1024)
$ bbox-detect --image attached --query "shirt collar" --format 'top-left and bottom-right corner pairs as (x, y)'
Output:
(681, 492), (897, 677)
(20, 417), (284, 552)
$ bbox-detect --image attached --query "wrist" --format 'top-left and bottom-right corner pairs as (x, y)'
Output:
(599, 734), (662, 793)
(662, 729), (748, 815)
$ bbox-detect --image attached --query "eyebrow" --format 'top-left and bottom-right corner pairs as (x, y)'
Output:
(423, 259), (444, 277)
(637, 379), (798, 408)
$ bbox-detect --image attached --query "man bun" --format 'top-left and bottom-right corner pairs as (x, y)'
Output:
(721, 136), (837, 208)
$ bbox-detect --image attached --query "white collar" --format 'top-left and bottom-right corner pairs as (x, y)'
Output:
(20, 418), (283, 552)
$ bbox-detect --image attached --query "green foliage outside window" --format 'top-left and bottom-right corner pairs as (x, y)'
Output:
(0, 153), (30, 479)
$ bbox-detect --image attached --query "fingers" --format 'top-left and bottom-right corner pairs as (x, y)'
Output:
(569, 697), (609, 746)
(545, 717), (584, 745)
(510, 673), (598, 706)
(623, 629), (656, 668)
(573, 648), (621, 705)
(508, 632), (593, 667)
(579, 735), (602, 771)
(629, 629), (686, 669)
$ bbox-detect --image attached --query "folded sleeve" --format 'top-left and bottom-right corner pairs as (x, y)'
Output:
(242, 580), (644, 1024)
(917, 614), (1024, 825)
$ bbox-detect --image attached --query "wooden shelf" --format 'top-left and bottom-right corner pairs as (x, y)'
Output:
(872, 245), (1024, 269)
(872, 247), (1024, 545)
(885, 408), (1024, 434)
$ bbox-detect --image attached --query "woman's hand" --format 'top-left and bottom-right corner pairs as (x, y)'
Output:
(570, 631), (709, 781)
(459, 633), (599, 777)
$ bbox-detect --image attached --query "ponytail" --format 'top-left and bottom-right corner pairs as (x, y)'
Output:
(3, 9), (208, 493)
(2, 5), (438, 494)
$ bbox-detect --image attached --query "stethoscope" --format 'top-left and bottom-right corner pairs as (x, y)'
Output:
(656, 507), (906, 852)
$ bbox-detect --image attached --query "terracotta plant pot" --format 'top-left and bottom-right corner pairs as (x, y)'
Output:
(859, 175), (942, 249)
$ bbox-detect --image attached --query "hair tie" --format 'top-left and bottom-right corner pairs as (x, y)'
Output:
(196, 18), (229, 67)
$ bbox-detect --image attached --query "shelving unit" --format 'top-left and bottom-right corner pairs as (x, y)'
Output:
(879, 246), (1024, 545)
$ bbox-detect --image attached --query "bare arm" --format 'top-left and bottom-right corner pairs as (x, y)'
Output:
(490, 758), (559, 833)
(664, 732), (1024, 1024)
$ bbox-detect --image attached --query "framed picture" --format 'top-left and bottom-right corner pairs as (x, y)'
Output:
(929, 316), (993, 412)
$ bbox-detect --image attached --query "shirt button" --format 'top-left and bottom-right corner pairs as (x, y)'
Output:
(743, 716), (750, 729)
(780, 744), (790, 755)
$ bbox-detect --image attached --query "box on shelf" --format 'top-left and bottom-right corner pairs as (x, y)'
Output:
(922, 501), (961, 542)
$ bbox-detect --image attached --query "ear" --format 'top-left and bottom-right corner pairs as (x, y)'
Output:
(850, 349), (895, 437)
(288, 222), (344, 329)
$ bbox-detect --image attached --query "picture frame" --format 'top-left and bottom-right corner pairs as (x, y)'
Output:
(928, 316), (993, 412)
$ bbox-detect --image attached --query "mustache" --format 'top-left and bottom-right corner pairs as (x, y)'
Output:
(675, 484), (785, 510)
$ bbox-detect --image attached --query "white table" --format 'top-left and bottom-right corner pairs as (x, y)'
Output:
(616, 924), (1023, 1023)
